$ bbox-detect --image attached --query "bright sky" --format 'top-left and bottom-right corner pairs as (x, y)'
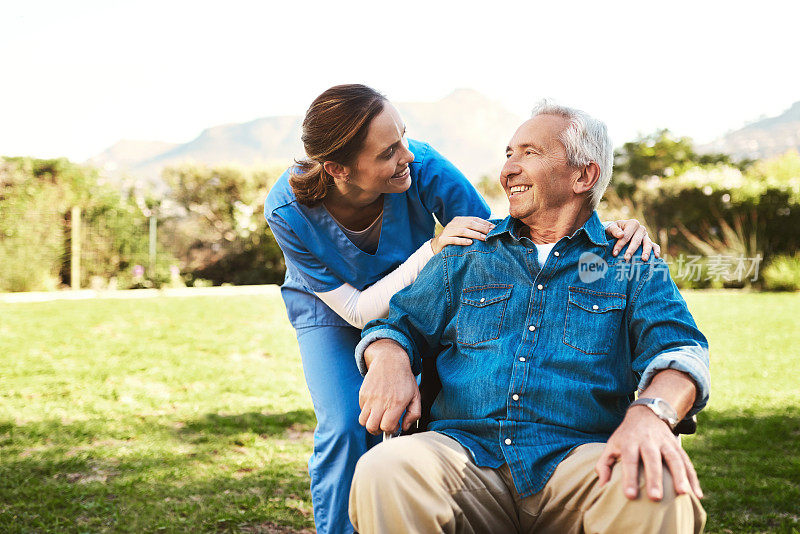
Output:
(1, 0), (798, 162)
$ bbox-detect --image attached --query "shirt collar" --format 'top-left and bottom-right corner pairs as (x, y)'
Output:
(575, 211), (609, 247)
(485, 216), (519, 240)
(486, 211), (608, 247)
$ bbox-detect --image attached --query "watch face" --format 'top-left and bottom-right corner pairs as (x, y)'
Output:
(635, 397), (678, 427)
(652, 399), (678, 425)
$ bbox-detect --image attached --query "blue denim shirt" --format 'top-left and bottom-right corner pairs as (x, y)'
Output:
(355, 212), (710, 498)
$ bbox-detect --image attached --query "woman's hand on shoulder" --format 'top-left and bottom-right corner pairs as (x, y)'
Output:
(605, 219), (661, 262)
(431, 217), (495, 254)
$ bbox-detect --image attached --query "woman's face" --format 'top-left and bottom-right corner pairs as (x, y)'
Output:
(345, 103), (415, 195)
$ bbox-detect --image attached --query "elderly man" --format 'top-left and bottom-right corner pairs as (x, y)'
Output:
(348, 101), (710, 534)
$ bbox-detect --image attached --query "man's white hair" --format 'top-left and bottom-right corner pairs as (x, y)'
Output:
(531, 99), (613, 210)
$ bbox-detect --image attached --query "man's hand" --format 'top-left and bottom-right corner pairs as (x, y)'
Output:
(595, 405), (703, 501)
(358, 339), (421, 435)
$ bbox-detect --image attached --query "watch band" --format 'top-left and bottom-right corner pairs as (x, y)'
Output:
(630, 397), (679, 429)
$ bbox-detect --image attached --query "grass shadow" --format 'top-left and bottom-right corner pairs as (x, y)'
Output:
(0, 413), (317, 532)
(0, 453), (314, 533)
(177, 410), (316, 441)
(687, 408), (800, 533)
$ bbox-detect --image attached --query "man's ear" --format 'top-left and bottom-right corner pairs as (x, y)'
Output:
(573, 161), (600, 195)
(323, 161), (350, 182)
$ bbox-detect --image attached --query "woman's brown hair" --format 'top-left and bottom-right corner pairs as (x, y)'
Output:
(290, 84), (387, 206)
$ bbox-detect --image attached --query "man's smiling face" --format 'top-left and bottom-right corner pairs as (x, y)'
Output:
(500, 114), (581, 224)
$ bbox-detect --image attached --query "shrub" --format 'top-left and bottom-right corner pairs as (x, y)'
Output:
(0, 159), (66, 292)
(762, 254), (800, 291)
(78, 199), (176, 289)
(604, 152), (800, 285)
(0, 156), (178, 292)
(162, 163), (285, 285)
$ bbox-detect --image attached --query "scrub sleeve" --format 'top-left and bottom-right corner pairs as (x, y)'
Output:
(264, 139), (490, 534)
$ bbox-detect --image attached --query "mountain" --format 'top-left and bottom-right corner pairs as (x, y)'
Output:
(89, 90), (524, 183)
(698, 101), (800, 160)
(88, 140), (180, 172)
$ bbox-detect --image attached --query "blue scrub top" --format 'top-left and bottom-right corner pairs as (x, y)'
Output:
(264, 139), (491, 329)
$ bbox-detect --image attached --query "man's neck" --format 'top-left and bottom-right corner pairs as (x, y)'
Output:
(519, 203), (594, 244)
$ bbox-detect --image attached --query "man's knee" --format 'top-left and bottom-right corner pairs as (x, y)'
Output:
(352, 437), (418, 490)
(645, 468), (706, 532)
(351, 433), (504, 534)
(587, 464), (705, 534)
(349, 437), (435, 533)
(615, 464), (695, 508)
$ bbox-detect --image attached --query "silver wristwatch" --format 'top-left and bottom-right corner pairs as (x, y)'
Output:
(629, 397), (679, 430)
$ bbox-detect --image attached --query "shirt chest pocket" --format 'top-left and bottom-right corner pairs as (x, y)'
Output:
(456, 285), (513, 346)
(563, 287), (627, 355)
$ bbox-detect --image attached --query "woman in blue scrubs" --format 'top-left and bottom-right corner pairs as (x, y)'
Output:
(264, 84), (657, 534)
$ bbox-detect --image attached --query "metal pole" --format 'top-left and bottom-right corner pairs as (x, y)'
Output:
(149, 215), (157, 280)
(70, 206), (81, 290)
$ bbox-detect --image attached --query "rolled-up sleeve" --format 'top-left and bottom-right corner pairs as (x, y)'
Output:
(628, 259), (710, 415)
(355, 328), (417, 376)
(638, 345), (710, 415)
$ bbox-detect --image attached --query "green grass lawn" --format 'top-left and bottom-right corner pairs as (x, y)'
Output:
(1, 291), (798, 533)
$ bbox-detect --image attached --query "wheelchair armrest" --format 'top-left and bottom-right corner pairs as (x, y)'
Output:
(673, 415), (697, 436)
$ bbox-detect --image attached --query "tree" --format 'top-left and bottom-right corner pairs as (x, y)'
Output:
(162, 163), (286, 285)
(613, 130), (733, 197)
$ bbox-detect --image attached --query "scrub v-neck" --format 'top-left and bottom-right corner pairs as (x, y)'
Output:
(323, 193), (391, 257)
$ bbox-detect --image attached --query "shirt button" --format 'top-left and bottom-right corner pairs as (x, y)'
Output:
(504, 438), (512, 445)
(592, 304), (599, 310)
(553, 251), (560, 257)
(528, 325), (536, 331)
(537, 284), (544, 290)
(519, 357), (526, 362)
(480, 298), (486, 303)
(512, 394), (520, 401)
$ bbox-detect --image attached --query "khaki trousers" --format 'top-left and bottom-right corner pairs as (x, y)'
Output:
(349, 431), (705, 534)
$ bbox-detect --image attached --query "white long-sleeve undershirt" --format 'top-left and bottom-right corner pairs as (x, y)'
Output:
(315, 240), (435, 329)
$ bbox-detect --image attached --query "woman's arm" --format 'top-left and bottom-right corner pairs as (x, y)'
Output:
(316, 241), (433, 329)
(317, 217), (495, 329)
